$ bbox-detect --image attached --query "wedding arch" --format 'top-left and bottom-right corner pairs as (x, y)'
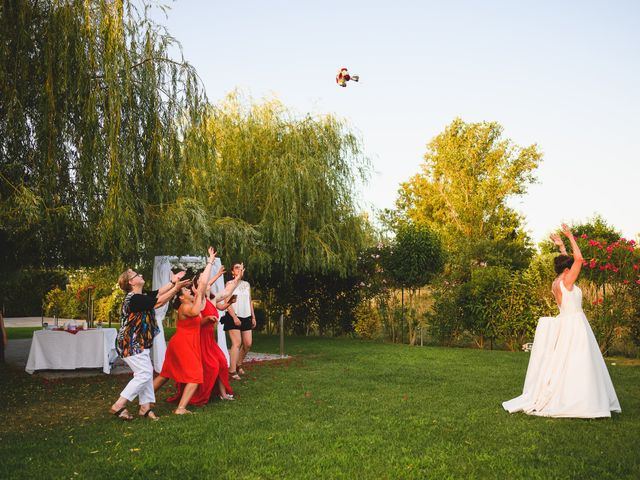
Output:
(151, 255), (229, 373)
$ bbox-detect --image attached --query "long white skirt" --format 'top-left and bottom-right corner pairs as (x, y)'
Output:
(503, 313), (621, 418)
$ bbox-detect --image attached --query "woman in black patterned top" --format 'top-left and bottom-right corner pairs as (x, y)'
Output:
(108, 268), (190, 421)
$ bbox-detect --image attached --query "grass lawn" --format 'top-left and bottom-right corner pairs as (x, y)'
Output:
(0, 335), (638, 479)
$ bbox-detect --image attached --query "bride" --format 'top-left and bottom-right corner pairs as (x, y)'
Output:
(502, 224), (621, 418)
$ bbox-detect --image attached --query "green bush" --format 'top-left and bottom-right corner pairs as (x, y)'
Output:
(460, 266), (512, 348)
(426, 282), (465, 346)
(43, 266), (122, 321)
(353, 301), (383, 340)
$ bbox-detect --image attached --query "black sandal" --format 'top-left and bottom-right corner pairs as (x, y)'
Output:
(110, 407), (134, 421)
(229, 371), (241, 380)
(141, 409), (159, 421)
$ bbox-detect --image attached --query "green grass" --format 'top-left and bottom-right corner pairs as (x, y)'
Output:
(0, 336), (638, 479)
(6, 326), (41, 339)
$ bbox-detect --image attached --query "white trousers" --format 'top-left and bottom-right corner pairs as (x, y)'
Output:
(120, 350), (155, 404)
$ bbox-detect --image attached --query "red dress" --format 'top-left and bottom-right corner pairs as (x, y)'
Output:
(161, 312), (203, 385)
(169, 300), (233, 405)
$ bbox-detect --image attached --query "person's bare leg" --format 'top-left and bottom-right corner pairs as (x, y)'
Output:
(238, 330), (253, 372)
(174, 383), (199, 414)
(153, 375), (169, 392)
(138, 402), (159, 420)
(217, 379), (227, 396)
(228, 329), (241, 377)
(110, 396), (128, 412)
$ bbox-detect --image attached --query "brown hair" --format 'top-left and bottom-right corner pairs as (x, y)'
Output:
(118, 270), (132, 292)
(554, 255), (574, 275)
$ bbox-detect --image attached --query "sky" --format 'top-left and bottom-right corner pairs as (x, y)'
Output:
(150, 0), (639, 244)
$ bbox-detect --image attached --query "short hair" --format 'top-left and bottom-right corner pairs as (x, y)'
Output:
(554, 255), (574, 275)
(118, 270), (132, 292)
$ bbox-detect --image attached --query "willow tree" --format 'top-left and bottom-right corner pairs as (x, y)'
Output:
(0, 0), (207, 268)
(180, 92), (370, 278)
(176, 93), (371, 330)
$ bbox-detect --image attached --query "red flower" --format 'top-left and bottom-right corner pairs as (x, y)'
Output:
(581, 234), (588, 239)
(624, 280), (630, 285)
(633, 265), (639, 270)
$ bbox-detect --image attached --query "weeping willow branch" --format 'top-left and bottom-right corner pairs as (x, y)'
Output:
(0, 0), (208, 267)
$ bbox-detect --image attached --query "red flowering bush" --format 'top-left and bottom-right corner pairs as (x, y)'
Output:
(574, 234), (640, 354)
(577, 236), (639, 287)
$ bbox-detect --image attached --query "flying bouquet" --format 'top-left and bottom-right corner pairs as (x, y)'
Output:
(336, 67), (359, 87)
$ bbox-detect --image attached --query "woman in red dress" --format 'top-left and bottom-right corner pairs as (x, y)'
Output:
(153, 247), (217, 414)
(170, 271), (237, 405)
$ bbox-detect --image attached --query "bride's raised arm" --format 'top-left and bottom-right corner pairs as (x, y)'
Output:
(561, 224), (583, 289)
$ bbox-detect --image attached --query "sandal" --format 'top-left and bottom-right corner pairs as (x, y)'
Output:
(229, 371), (241, 380)
(237, 364), (245, 375)
(219, 393), (235, 401)
(110, 407), (134, 421)
(139, 409), (160, 421)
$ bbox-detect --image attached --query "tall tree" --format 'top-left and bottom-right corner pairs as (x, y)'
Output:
(396, 118), (541, 273)
(0, 0), (206, 268)
(384, 222), (445, 343)
(182, 92), (371, 280)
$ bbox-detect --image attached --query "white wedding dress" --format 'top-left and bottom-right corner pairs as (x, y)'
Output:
(503, 281), (621, 418)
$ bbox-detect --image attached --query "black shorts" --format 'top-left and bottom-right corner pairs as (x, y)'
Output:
(222, 315), (253, 332)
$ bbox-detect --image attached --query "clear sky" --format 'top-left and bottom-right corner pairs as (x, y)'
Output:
(151, 0), (639, 244)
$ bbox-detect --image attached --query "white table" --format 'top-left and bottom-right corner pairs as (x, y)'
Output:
(25, 328), (118, 374)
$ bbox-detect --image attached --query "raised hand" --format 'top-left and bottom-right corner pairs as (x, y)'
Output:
(561, 223), (573, 238)
(171, 270), (186, 284)
(550, 233), (564, 247)
(207, 246), (217, 263)
(175, 278), (191, 291)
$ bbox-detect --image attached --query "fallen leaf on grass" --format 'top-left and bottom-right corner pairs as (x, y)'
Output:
(129, 448), (140, 452)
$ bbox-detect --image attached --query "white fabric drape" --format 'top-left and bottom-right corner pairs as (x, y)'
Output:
(151, 256), (172, 372)
(209, 258), (230, 367)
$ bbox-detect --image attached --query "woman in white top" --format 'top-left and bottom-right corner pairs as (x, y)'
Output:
(220, 263), (256, 380)
(502, 224), (621, 418)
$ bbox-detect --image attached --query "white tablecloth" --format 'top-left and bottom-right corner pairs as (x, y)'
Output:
(25, 328), (118, 374)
